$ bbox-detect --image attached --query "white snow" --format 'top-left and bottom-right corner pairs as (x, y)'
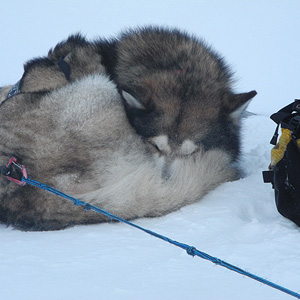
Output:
(1, 1), (300, 299)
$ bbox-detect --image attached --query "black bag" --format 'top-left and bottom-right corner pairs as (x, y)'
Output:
(263, 99), (300, 227)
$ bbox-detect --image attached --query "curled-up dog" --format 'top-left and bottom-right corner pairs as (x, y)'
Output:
(0, 27), (256, 230)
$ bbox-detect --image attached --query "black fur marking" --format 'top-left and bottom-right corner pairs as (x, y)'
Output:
(95, 38), (118, 80)
(124, 107), (161, 138)
(23, 57), (56, 73)
(48, 33), (91, 54)
(199, 116), (241, 161)
(117, 26), (233, 81)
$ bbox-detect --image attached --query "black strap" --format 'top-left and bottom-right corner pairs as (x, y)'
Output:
(270, 100), (300, 123)
(270, 124), (280, 145)
(269, 99), (300, 145)
(57, 57), (71, 81)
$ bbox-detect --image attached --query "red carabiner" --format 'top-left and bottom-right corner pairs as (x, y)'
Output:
(6, 157), (27, 186)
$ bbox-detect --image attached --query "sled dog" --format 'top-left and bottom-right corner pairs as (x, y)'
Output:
(0, 27), (256, 230)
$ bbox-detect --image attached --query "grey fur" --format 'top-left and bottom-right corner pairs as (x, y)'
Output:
(0, 27), (256, 231)
(47, 33), (105, 81)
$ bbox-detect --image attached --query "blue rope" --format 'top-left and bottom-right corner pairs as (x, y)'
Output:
(23, 176), (300, 299)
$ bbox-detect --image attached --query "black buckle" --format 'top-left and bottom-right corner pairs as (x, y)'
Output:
(262, 170), (274, 186)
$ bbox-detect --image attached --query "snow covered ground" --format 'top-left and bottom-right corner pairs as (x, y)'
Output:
(1, 1), (300, 299)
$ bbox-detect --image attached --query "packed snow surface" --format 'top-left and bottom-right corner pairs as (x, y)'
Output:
(1, 1), (300, 299)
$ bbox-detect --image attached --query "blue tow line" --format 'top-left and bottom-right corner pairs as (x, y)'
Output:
(20, 176), (300, 299)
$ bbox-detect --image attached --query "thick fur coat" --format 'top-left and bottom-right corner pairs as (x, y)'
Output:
(0, 27), (256, 230)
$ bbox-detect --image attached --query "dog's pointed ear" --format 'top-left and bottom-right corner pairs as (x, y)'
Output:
(224, 90), (257, 123)
(121, 90), (146, 110)
(48, 33), (89, 61)
(20, 57), (69, 93)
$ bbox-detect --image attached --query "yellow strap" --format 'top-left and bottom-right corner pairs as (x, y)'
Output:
(271, 128), (300, 167)
(271, 128), (291, 166)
